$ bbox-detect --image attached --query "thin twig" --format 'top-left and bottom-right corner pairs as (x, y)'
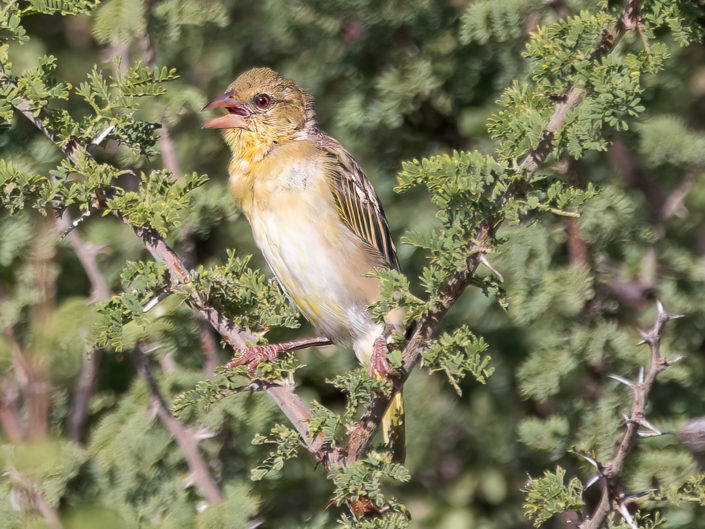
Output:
(0, 287), (24, 443)
(0, 379), (23, 442)
(54, 210), (112, 443)
(134, 346), (224, 503)
(7, 466), (63, 529)
(578, 302), (676, 529)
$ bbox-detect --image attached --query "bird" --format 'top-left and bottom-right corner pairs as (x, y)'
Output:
(202, 67), (405, 460)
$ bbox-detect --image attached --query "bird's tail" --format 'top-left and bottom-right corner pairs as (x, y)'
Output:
(382, 389), (405, 463)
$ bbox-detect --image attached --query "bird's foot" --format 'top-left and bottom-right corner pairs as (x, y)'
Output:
(227, 343), (286, 374)
(368, 336), (391, 378)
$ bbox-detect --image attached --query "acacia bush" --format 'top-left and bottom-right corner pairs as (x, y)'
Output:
(1, 1), (705, 528)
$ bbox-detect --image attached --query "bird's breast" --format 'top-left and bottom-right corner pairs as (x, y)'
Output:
(231, 143), (382, 343)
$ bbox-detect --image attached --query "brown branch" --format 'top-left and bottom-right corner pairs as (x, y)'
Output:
(68, 348), (102, 443)
(57, 211), (111, 301)
(606, 140), (697, 308)
(53, 210), (113, 443)
(338, 0), (643, 467)
(0, 287), (24, 443)
(5, 324), (51, 439)
(1, 225), (56, 441)
(8, 466), (64, 529)
(0, 378), (23, 442)
(35, 100), (226, 496)
(134, 346), (224, 503)
(578, 302), (678, 529)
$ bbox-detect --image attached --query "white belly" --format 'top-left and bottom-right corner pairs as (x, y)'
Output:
(248, 203), (381, 351)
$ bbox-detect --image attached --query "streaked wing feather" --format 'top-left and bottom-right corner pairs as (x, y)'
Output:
(318, 136), (399, 270)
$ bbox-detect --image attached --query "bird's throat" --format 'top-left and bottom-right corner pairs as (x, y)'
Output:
(225, 129), (272, 210)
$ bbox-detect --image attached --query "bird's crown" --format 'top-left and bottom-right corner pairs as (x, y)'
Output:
(227, 67), (311, 109)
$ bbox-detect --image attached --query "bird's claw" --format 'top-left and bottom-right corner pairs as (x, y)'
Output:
(368, 336), (391, 378)
(227, 343), (286, 374)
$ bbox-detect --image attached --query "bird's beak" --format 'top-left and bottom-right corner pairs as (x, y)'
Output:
(201, 91), (251, 129)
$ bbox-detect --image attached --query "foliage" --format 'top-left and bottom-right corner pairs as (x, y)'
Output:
(0, 1), (705, 528)
(522, 467), (584, 527)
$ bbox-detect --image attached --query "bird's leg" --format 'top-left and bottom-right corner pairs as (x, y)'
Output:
(227, 336), (333, 374)
(368, 335), (391, 378)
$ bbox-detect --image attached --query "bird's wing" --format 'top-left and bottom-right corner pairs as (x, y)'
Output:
(317, 135), (399, 270)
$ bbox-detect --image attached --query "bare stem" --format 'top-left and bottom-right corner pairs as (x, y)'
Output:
(53, 210), (114, 443)
(134, 346), (224, 503)
(7, 466), (63, 529)
(578, 303), (675, 529)
(0, 379), (24, 442)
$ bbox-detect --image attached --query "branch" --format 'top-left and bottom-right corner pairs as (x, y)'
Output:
(7, 466), (63, 529)
(134, 346), (224, 504)
(0, 378), (23, 442)
(339, 0), (643, 466)
(44, 125), (225, 498)
(579, 302), (679, 529)
(4, 303), (50, 440)
(53, 210), (114, 443)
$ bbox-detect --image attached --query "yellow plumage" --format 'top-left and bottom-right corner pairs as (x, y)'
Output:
(204, 67), (404, 460)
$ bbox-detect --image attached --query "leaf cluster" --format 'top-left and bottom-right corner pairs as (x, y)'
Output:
(522, 466), (584, 527)
(190, 250), (300, 333)
(331, 452), (411, 526)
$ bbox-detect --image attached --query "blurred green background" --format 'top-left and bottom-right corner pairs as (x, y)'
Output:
(2, 1), (705, 528)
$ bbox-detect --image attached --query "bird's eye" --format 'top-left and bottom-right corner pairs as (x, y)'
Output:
(254, 94), (271, 109)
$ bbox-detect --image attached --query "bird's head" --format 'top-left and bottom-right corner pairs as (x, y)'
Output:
(202, 67), (315, 151)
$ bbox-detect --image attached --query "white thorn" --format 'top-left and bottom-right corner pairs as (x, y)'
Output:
(183, 473), (196, 489)
(625, 490), (655, 500)
(193, 427), (217, 441)
(87, 123), (115, 153)
(578, 453), (599, 469)
(585, 474), (601, 489)
(143, 290), (169, 313)
(667, 355), (685, 366)
(638, 367), (645, 384)
(656, 300), (665, 316)
(638, 430), (662, 438)
(636, 328), (649, 345)
(142, 296), (161, 313)
(479, 254), (504, 282)
(609, 374), (634, 388)
(637, 418), (663, 437)
(639, 417), (661, 436)
(616, 502), (638, 529)
(622, 413), (631, 424)
(140, 342), (162, 354)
